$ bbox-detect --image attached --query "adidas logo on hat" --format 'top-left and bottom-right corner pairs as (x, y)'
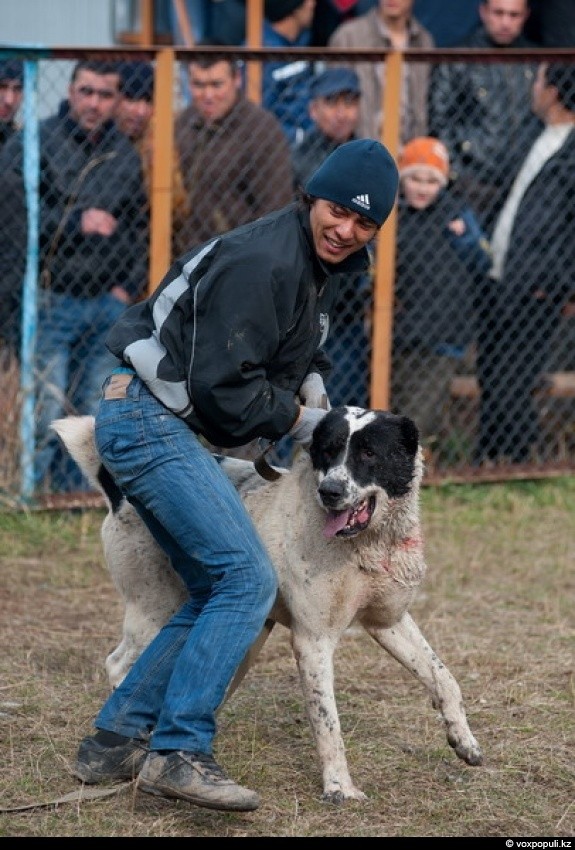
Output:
(351, 193), (370, 210)
(304, 139), (399, 227)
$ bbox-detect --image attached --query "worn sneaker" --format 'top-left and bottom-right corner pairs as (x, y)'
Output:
(137, 750), (260, 812)
(73, 730), (148, 784)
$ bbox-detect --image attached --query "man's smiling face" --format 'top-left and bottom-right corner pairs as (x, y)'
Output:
(310, 200), (378, 265)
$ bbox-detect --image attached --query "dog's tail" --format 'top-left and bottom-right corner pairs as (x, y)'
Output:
(51, 416), (123, 512)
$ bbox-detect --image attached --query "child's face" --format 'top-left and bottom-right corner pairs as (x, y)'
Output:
(401, 169), (444, 209)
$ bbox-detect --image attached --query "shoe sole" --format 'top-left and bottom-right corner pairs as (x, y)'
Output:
(137, 777), (260, 812)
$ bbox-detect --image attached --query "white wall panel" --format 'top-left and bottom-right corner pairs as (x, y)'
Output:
(0, 0), (114, 47)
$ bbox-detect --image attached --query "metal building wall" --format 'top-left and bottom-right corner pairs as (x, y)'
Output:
(0, 0), (115, 47)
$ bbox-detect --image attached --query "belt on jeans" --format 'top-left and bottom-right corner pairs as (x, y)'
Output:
(103, 366), (135, 400)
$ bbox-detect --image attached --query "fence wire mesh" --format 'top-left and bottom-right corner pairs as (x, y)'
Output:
(0, 49), (574, 505)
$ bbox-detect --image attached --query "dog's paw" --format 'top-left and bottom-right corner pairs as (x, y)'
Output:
(321, 785), (368, 805)
(448, 731), (483, 766)
(458, 741), (483, 767)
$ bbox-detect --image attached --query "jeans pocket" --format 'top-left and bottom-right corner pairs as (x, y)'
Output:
(95, 380), (147, 483)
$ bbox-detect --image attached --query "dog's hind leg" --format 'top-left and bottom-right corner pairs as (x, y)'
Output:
(364, 612), (483, 767)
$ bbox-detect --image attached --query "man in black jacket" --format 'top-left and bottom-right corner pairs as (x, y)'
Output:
(0, 60), (148, 493)
(72, 139), (399, 812)
(0, 59), (23, 150)
(428, 0), (542, 232)
(0, 59), (23, 353)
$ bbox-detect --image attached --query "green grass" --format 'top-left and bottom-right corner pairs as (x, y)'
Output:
(1, 479), (574, 836)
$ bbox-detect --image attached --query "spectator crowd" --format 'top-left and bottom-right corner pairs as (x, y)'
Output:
(1, 0), (575, 495)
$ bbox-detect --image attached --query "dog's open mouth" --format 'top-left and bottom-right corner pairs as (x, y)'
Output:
(323, 495), (376, 539)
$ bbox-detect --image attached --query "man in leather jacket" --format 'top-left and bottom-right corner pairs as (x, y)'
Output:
(428, 0), (542, 232)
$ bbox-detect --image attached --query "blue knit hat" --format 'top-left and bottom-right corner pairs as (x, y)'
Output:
(305, 139), (399, 227)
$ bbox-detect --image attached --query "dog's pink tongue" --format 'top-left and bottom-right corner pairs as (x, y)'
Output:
(324, 509), (351, 539)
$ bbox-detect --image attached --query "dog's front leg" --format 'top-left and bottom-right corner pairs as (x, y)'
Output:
(365, 612), (483, 766)
(291, 628), (367, 804)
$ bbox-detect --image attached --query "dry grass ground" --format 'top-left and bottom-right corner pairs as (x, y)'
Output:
(0, 479), (574, 837)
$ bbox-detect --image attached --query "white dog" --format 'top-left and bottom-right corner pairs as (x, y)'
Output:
(53, 407), (483, 803)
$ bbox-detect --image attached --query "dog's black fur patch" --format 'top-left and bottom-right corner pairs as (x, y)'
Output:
(310, 407), (420, 499)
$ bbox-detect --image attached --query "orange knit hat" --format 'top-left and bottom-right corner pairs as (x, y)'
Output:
(398, 137), (450, 186)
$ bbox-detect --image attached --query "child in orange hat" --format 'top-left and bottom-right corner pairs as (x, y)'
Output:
(391, 136), (491, 456)
(398, 136), (468, 235)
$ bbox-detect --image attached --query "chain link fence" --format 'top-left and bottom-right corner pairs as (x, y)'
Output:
(0, 47), (574, 506)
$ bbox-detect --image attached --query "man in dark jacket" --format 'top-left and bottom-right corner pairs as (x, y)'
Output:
(428, 0), (542, 232)
(473, 63), (575, 465)
(72, 139), (399, 812)
(0, 60), (148, 492)
(0, 59), (23, 363)
(0, 58), (23, 150)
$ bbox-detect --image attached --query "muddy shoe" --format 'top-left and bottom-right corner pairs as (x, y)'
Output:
(73, 730), (148, 784)
(138, 750), (260, 811)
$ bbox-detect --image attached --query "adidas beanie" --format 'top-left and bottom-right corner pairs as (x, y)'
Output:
(305, 139), (399, 227)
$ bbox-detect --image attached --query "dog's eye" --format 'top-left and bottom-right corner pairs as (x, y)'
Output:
(360, 448), (375, 461)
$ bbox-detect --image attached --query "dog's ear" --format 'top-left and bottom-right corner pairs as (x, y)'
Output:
(398, 416), (420, 456)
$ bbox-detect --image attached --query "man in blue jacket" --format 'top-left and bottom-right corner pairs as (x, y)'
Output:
(72, 139), (399, 812)
(260, 0), (317, 145)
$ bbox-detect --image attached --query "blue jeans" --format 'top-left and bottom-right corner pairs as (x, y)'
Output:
(34, 290), (124, 491)
(93, 373), (278, 755)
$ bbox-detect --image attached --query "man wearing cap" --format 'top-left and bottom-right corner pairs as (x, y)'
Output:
(292, 66), (369, 410)
(0, 59), (23, 149)
(72, 139), (399, 812)
(292, 67), (362, 189)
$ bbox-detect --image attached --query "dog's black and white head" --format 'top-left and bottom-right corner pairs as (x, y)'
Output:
(309, 406), (421, 539)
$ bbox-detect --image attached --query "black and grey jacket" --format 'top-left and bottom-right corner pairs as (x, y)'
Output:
(107, 202), (370, 448)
